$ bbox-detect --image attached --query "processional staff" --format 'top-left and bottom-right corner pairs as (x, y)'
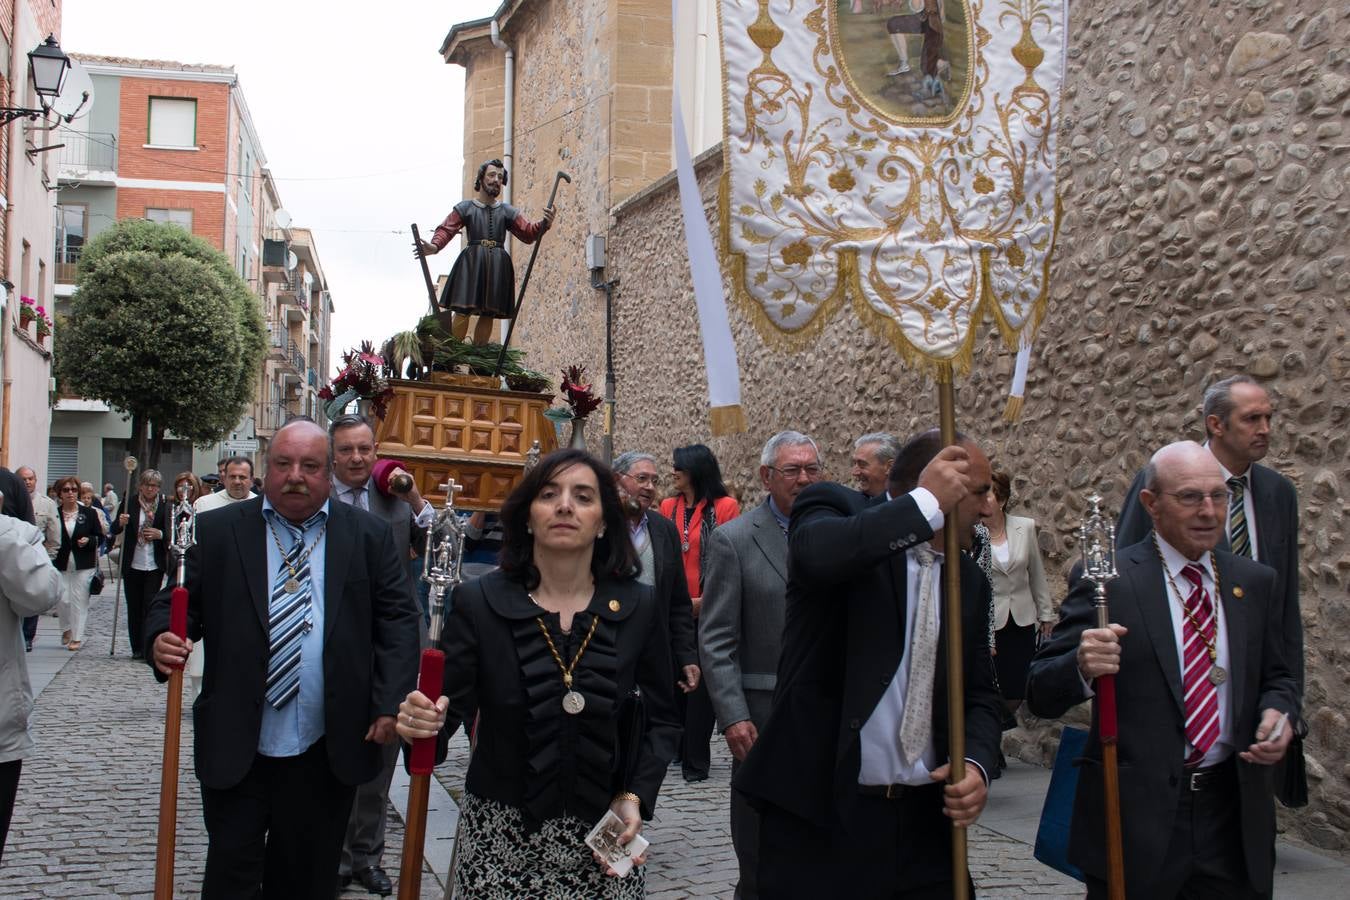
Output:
(153, 481), (196, 900)
(109, 455), (138, 657)
(1079, 494), (1126, 900)
(397, 479), (467, 900)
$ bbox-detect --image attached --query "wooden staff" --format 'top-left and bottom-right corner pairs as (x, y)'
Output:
(411, 223), (440, 317)
(109, 455), (138, 656)
(154, 488), (195, 900)
(398, 481), (465, 899)
(937, 376), (969, 899)
(493, 170), (571, 376)
(1080, 495), (1126, 898)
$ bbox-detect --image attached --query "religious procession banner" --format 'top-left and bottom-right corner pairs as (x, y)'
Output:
(719, 0), (1066, 414)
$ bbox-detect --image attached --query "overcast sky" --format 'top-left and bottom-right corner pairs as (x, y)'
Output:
(63, 0), (502, 373)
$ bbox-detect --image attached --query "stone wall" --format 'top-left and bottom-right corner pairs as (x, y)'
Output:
(597, 2), (1350, 851)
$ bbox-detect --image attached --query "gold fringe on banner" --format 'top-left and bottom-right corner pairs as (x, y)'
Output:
(1002, 394), (1025, 422)
(710, 404), (748, 436)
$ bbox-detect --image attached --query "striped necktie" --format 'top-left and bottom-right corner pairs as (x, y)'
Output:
(265, 509), (326, 709)
(1179, 564), (1220, 766)
(899, 543), (940, 764)
(1227, 476), (1251, 558)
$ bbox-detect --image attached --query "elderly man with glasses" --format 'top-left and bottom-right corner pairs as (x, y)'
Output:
(700, 431), (824, 899)
(613, 451), (700, 701)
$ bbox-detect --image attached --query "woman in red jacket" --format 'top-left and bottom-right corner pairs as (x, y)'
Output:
(659, 444), (739, 781)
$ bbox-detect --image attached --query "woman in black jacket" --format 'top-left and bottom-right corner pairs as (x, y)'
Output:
(396, 449), (679, 897)
(52, 476), (105, 651)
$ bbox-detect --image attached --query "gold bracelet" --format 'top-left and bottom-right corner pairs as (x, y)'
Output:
(614, 791), (641, 805)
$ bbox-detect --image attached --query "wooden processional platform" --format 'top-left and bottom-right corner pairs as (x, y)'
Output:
(374, 375), (558, 511)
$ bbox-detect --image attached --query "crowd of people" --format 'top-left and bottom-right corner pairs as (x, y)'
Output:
(0, 371), (1307, 898)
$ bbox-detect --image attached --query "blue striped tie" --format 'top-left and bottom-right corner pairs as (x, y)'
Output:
(265, 509), (325, 709)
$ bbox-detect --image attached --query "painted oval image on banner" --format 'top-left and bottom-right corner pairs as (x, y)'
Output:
(832, 0), (974, 124)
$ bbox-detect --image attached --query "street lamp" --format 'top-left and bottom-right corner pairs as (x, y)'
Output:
(0, 35), (72, 125)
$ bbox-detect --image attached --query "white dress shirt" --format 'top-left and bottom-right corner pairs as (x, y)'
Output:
(858, 487), (950, 786)
(1155, 535), (1234, 766)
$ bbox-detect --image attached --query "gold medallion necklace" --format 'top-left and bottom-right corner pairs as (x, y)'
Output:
(1154, 536), (1228, 686)
(530, 593), (601, 715)
(268, 518), (329, 595)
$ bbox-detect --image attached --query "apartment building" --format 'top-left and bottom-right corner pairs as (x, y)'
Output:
(49, 55), (330, 489)
(0, 0), (64, 479)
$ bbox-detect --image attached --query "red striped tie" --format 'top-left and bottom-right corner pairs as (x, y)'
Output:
(1180, 564), (1219, 766)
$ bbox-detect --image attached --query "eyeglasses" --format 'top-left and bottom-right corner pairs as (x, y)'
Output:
(59, 486), (78, 493)
(625, 473), (661, 487)
(768, 465), (823, 480)
(1164, 490), (1231, 508)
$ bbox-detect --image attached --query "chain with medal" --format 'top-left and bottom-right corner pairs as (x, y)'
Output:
(530, 594), (601, 714)
(1155, 536), (1228, 686)
(679, 497), (697, 554)
(268, 518), (328, 597)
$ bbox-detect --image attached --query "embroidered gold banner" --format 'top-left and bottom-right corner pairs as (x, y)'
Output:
(719, 0), (1066, 376)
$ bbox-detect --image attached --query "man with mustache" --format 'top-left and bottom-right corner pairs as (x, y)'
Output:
(1115, 374), (1304, 806)
(417, 158), (556, 345)
(145, 418), (420, 898)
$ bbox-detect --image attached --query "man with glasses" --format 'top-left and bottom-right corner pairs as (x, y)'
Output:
(613, 451), (699, 700)
(700, 431), (823, 899)
(1115, 374), (1304, 806)
(1029, 440), (1297, 898)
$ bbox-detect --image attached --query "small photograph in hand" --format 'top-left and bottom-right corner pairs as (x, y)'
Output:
(584, 810), (648, 878)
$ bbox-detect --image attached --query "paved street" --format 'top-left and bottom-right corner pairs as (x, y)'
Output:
(3, 577), (1347, 897)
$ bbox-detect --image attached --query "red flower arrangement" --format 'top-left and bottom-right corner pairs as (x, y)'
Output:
(319, 341), (394, 419)
(559, 365), (602, 420)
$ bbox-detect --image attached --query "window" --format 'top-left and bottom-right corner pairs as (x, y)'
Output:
(146, 208), (193, 231)
(148, 97), (197, 148)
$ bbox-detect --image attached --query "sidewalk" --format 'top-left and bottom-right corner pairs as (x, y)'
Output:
(3, 585), (1346, 897)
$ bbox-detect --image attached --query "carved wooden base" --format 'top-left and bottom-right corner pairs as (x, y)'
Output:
(375, 378), (556, 511)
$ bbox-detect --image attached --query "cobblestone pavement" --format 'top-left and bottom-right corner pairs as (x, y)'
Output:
(6, 586), (1345, 897)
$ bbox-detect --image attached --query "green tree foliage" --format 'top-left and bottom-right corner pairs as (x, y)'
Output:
(55, 219), (267, 469)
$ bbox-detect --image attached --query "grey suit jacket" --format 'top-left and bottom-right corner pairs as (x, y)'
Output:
(699, 500), (788, 730)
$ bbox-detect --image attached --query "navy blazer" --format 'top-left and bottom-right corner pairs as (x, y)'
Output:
(54, 506), (104, 571)
(144, 496), (421, 790)
(109, 496), (170, 575)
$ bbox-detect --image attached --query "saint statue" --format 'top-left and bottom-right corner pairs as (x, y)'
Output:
(417, 159), (557, 345)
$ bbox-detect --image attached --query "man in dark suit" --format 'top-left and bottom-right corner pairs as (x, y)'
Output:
(110, 469), (169, 659)
(735, 430), (1003, 896)
(701, 431), (823, 899)
(613, 451), (699, 693)
(0, 466), (35, 524)
(327, 413), (432, 896)
(1115, 374), (1304, 805)
(147, 419), (420, 898)
(1029, 440), (1298, 898)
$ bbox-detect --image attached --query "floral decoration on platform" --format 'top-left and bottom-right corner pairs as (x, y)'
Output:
(319, 341), (394, 420)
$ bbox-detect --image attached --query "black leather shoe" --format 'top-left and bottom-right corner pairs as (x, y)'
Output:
(356, 866), (393, 896)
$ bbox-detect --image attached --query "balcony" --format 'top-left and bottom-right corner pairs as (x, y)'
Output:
(259, 401), (295, 433)
(56, 246), (81, 285)
(56, 131), (118, 183)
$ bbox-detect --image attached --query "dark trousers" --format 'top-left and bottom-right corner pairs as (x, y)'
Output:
(757, 784), (968, 898)
(123, 568), (163, 656)
(677, 658), (715, 778)
(339, 734), (399, 875)
(730, 760), (760, 899)
(0, 759), (19, 865)
(1086, 761), (1258, 899)
(22, 615), (37, 643)
(200, 739), (356, 899)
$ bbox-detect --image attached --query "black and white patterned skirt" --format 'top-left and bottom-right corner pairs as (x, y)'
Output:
(449, 793), (646, 899)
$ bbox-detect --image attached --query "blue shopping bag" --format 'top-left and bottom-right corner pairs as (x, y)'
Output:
(1032, 725), (1087, 882)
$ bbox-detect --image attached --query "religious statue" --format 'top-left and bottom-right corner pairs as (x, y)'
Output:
(417, 158), (557, 345)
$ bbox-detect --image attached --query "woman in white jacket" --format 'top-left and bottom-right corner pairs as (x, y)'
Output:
(0, 506), (64, 861)
(986, 470), (1055, 715)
